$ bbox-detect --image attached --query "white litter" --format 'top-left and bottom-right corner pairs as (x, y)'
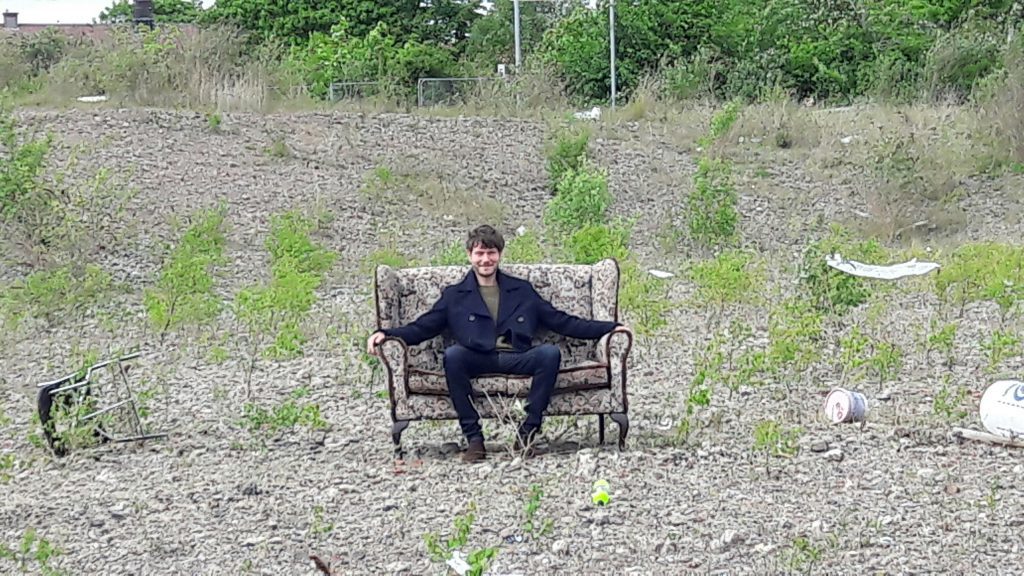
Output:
(648, 269), (674, 279)
(840, 135), (853, 145)
(573, 106), (601, 120)
(826, 253), (940, 280)
(515, 225), (527, 237)
(76, 95), (108, 103)
(446, 551), (471, 575)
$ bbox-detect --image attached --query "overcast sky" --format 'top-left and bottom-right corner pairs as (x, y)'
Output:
(2, 0), (216, 24)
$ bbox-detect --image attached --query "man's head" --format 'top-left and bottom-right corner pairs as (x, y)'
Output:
(465, 225), (504, 280)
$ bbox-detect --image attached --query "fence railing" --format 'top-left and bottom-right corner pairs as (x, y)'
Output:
(416, 76), (509, 107)
(327, 81), (385, 102)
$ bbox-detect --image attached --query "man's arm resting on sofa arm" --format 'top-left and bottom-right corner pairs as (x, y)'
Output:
(534, 289), (625, 340)
(596, 327), (634, 365)
(368, 292), (449, 354)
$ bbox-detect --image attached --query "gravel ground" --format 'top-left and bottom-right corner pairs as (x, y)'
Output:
(1, 108), (1023, 576)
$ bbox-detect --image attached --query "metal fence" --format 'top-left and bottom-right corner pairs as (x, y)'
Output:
(328, 81), (385, 102)
(416, 76), (508, 107)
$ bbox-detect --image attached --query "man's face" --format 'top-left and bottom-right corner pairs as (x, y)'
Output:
(468, 244), (501, 277)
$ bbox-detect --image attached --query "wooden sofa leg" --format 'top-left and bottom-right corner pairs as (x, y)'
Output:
(609, 412), (628, 450)
(598, 414), (606, 445)
(392, 420), (410, 456)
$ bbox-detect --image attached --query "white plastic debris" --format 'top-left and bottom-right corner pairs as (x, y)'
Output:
(515, 225), (527, 237)
(76, 95), (108, 103)
(573, 106), (601, 120)
(826, 253), (940, 280)
(446, 551), (471, 575)
(648, 269), (674, 279)
(840, 135), (853, 145)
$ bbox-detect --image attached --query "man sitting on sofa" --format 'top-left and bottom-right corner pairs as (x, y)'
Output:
(367, 224), (630, 462)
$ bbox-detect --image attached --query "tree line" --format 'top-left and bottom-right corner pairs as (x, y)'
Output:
(96, 0), (1024, 104)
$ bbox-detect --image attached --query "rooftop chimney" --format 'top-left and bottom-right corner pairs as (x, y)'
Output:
(133, 1), (155, 29)
(3, 11), (17, 30)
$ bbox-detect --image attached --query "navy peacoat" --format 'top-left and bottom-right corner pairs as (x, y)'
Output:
(381, 269), (619, 353)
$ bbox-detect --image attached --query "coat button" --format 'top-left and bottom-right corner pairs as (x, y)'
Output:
(517, 316), (525, 322)
(468, 314), (476, 322)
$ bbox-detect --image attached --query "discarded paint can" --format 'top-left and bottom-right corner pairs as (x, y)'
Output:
(979, 380), (1024, 439)
(824, 388), (868, 423)
(591, 479), (610, 506)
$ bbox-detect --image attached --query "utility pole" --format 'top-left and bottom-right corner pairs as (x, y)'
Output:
(514, 0), (522, 69)
(609, 1), (616, 110)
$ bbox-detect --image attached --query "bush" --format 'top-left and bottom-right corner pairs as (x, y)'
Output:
(143, 207), (228, 339)
(544, 127), (590, 191)
(685, 156), (738, 246)
(799, 225), (888, 315)
(544, 161), (612, 235)
(564, 222), (630, 265)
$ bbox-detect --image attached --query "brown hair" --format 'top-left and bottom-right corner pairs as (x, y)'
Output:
(465, 224), (505, 252)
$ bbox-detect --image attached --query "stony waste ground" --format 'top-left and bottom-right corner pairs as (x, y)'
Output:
(1, 107), (1024, 575)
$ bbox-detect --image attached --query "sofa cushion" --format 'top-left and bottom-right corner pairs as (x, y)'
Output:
(406, 362), (610, 397)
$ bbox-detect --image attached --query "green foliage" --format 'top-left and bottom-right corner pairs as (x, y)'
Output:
(0, 528), (64, 576)
(564, 222), (630, 265)
(361, 247), (417, 275)
(0, 109), (52, 219)
(423, 502), (498, 575)
(982, 330), (1020, 373)
(523, 484), (554, 537)
(686, 156), (738, 246)
(502, 230), (546, 264)
(99, 0), (204, 23)
(753, 419), (801, 459)
(799, 225), (888, 315)
(839, 326), (903, 385)
(545, 127), (590, 190)
(239, 388), (329, 434)
(288, 19), (460, 99)
(431, 241), (468, 266)
(698, 98), (742, 148)
(544, 162), (612, 236)
(766, 298), (823, 381)
(619, 262), (672, 337)
(0, 265), (111, 331)
(935, 242), (1024, 320)
(234, 211), (336, 391)
(933, 375), (969, 421)
(143, 207), (228, 339)
(687, 249), (763, 310)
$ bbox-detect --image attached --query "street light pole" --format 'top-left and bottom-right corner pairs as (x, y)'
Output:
(609, 1), (616, 110)
(514, 0), (522, 70)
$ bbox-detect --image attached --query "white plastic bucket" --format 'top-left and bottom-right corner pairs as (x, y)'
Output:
(824, 388), (868, 423)
(979, 380), (1024, 438)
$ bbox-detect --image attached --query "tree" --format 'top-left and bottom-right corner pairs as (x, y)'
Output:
(201, 0), (421, 43)
(98, 0), (204, 24)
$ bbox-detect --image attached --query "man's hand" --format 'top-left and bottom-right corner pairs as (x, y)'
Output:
(367, 331), (386, 356)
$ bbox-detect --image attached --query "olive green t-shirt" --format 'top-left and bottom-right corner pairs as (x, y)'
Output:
(479, 285), (513, 350)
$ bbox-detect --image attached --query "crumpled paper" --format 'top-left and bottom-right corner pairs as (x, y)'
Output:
(826, 253), (940, 280)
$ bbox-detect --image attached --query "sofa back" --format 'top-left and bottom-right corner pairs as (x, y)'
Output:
(375, 259), (620, 371)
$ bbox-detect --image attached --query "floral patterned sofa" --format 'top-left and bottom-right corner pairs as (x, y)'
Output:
(373, 258), (633, 454)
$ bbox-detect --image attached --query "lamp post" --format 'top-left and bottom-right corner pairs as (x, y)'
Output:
(609, 1), (616, 110)
(514, 0), (522, 69)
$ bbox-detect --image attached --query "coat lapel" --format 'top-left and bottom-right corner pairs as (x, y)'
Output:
(454, 270), (491, 319)
(496, 270), (525, 325)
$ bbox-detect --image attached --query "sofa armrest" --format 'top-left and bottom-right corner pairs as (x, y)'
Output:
(597, 329), (633, 411)
(377, 337), (409, 421)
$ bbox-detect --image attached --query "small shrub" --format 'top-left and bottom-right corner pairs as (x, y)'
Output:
(687, 249), (763, 311)
(545, 126), (590, 190)
(799, 225), (888, 315)
(563, 222), (630, 265)
(0, 264), (111, 331)
(619, 262), (673, 337)
(143, 207), (228, 340)
(698, 98), (742, 148)
(935, 242), (1024, 321)
(544, 161), (612, 236)
(685, 156), (738, 247)
(766, 298), (823, 382)
(503, 230), (546, 264)
(430, 240), (468, 266)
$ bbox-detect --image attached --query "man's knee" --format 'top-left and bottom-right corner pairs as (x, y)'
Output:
(444, 345), (470, 371)
(536, 344), (561, 367)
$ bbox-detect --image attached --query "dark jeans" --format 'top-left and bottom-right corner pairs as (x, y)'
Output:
(443, 343), (561, 441)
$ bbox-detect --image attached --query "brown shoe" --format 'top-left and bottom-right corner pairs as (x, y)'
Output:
(462, 437), (486, 463)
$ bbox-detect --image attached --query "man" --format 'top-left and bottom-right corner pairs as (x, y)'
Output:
(367, 225), (630, 462)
